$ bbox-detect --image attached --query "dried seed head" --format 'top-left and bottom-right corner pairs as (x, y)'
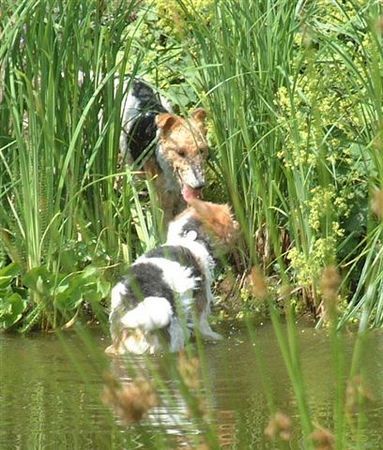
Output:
(264, 411), (292, 441)
(375, 16), (383, 35)
(219, 270), (237, 297)
(310, 426), (335, 450)
(195, 444), (209, 450)
(101, 375), (158, 425)
(247, 266), (268, 300)
(345, 375), (374, 415)
(320, 266), (341, 320)
(178, 350), (201, 390)
(372, 190), (383, 220)
(320, 266), (341, 299)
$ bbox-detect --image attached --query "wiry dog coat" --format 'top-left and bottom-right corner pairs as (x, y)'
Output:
(106, 199), (238, 355)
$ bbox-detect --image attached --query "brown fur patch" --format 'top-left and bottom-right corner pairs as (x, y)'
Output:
(155, 110), (208, 186)
(188, 198), (239, 244)
(105, 328), (147, 355)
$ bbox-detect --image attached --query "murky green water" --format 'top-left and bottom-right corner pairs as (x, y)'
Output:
(1, 323), (383, 449)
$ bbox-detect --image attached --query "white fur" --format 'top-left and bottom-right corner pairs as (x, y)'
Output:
(119, 89), (141, 157)
(110, 282), (126, 311)
(167, 236), (214, 275)
(108, 210), (225, 354)
(166, 214), (216, 309)
(166, 226), (220, 341)
(120, 296), (173, 331)
(166, 212), (191, 241)
(166, 229), (215, 295)
(135, 256), (199, 297)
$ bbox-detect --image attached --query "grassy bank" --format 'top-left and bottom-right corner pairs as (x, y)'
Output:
(179, 0), (383, 328)
(1, 1), (382, 448)
(1, 0), (383, 332)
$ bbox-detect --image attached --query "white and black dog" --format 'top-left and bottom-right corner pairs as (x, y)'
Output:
(106, 199), (238, 355)
(118, 78), (171, 162)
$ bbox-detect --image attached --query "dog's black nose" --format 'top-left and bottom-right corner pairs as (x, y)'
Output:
(193, 180), (205, 189)
(191, 169), (205, 189)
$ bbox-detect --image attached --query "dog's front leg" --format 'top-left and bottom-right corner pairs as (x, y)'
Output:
(199, 311), (223, 341)
(148, 170), (183, 223)
(158, 188), (184, 224)
(195, 290), (223, 341)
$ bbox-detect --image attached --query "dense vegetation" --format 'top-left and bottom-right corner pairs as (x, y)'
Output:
(1, 0), (383, 333)
(2, 2), (383, 449)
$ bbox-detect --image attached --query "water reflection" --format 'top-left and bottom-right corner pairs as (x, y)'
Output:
(1, 324), (383, 449)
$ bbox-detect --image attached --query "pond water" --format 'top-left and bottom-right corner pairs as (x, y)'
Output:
(1, 322), (383, 449)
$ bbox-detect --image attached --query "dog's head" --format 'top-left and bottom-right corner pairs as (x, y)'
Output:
(105, 328), (161, 355)
(189, 198), (239, 246)
(155, 109), (208, 201)
(167, 198), (239, 252)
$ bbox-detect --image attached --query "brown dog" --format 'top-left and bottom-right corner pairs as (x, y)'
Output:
(120, 79), (208, 219)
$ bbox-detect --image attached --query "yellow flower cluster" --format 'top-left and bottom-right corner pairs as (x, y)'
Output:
(275, 1), (377, 174)
(307, 186), (345, 237)
(153, 0), (214, 35)
(288, 236), (337, 287)
(276, 3), (378, 294)
(307, 187), (333, 231)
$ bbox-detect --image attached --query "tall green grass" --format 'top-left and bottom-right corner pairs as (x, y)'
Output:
(173, 2), (383, 444)
(0, 0), (167, 330)
(2, 0), (382, 329)
(176, 0), (383, 328)
(0, 1), (381, 449)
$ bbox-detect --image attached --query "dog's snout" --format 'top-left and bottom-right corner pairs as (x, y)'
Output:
(193, 178), (205, 189)
(192, 167), (205, 189)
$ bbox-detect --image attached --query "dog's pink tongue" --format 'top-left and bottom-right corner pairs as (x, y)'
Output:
(182, 185), (202, 203)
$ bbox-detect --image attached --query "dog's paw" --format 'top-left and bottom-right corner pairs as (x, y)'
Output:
(203, 331), (223, 341)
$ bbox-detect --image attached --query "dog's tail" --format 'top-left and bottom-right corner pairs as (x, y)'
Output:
(120, 297), (173, 332)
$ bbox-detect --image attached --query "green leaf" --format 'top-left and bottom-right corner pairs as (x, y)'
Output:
(0, 263), (21, 289)
(0, 293), (27, 329)
(23, 267), (54, 295)
(53, 279), (83, 311)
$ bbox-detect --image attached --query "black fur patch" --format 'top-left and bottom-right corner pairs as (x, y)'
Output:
(119, 262), (175, 308)
(126, 80), (169, 162)
(128, 112), (158, 161)
(146, 245), (203, 283)
(181, 219), (214, 255)
(131, 80), (166, 112)
(181, 218), (202, 236)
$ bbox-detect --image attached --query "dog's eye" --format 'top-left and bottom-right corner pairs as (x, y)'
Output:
(177, 149), (186, 157)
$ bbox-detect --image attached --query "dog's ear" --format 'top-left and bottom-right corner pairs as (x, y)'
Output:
(189, 199), (237, 242)
(156, 113), (178, 135)
(191, 108), (206, 122)
(190, 108), (207, 136)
